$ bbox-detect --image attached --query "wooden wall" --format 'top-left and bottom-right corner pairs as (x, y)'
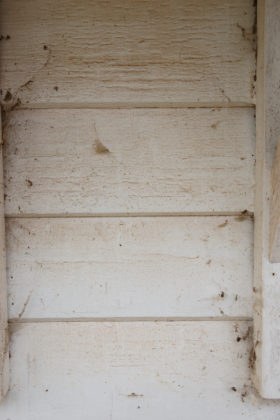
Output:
(0, 0), (280, 418)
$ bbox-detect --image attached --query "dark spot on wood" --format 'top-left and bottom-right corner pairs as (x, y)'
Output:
(231, 387), (237, 392)
(218, 220), (228, 228)
(206, 259), (211, 265)
(220, 291), (225, 298)
(236, 23), (246, 39)
(241, 391), (247, 403)
(43, 45), (48, 50)
(25, 179), (33, 187)
(54, 86), (58, 91)
(22, 80), (33, 90)
(272, 272), (276, 276)
(0, 34), (10, 41)
(95, 139), (110, 154)
(249, 347), (256, 370)
(235, 294), (238, 301)
(127, 393), (143, 398)
(4, 90), (12, 102)
(236, 326), (252, 342)
(235, 210), (253, 222)
(235, 215), (247, 222)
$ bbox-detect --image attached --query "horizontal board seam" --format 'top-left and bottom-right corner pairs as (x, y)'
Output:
(5, 212), (254, 219)
(8, 317), (253, 324)
(11, 103), (255, 110)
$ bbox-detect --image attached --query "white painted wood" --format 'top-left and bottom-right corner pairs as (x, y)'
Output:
(270, 138), (280, 261)
(0, 0), (256, 107)
(7, 216), (253, 320)
(0, 113), (9, 400)
(0, 0), (260, 411)
(4, 108), (255, 215)
(253, 0), (280, 398)
(0, 321), (280, 419)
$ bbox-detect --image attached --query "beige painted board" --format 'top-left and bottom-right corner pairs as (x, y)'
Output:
(4, 108), (255, 215)
(0, 114), (8, 400)
(7, 216), (253, 320)
(0, 321), (280, 419)
(0, 0), (256, 107)
(253, 0), (280, 398)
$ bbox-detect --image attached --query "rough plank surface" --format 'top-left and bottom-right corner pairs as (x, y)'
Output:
(0, 0), (256, 107)
(270, 138), (280, 262)
(4, 108), (255, 215)
(7, 217), (253, 320)
(0, 322), (280, 420)
(0, 114), (9, 400)
(253, 0), (280, 398)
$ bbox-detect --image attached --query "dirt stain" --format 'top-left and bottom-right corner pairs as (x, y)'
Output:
(249, 346), (256, 370)
(218, 220), (228, 228)
(18, 292), (32, 319)
(25, 179), (33, 187)
(95, 138), (110, 154)
(93, 123), (110, 154)
(127, 393), (144, 398)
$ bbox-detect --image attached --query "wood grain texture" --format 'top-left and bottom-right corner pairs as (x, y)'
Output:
(270, 138), (280, 262)
(4, 108), (255, 215)
(253, 0), (280, 398)
(7, 216), (253, 320)
(0, 321), (280, 419)
(0, 114), (9, 400)
(0, 0), (256, 107)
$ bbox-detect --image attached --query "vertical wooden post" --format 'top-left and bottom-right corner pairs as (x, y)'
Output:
(254, 0), (280, 398)
(270, 139), (280, 262)
(0, 110), (9, 400)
